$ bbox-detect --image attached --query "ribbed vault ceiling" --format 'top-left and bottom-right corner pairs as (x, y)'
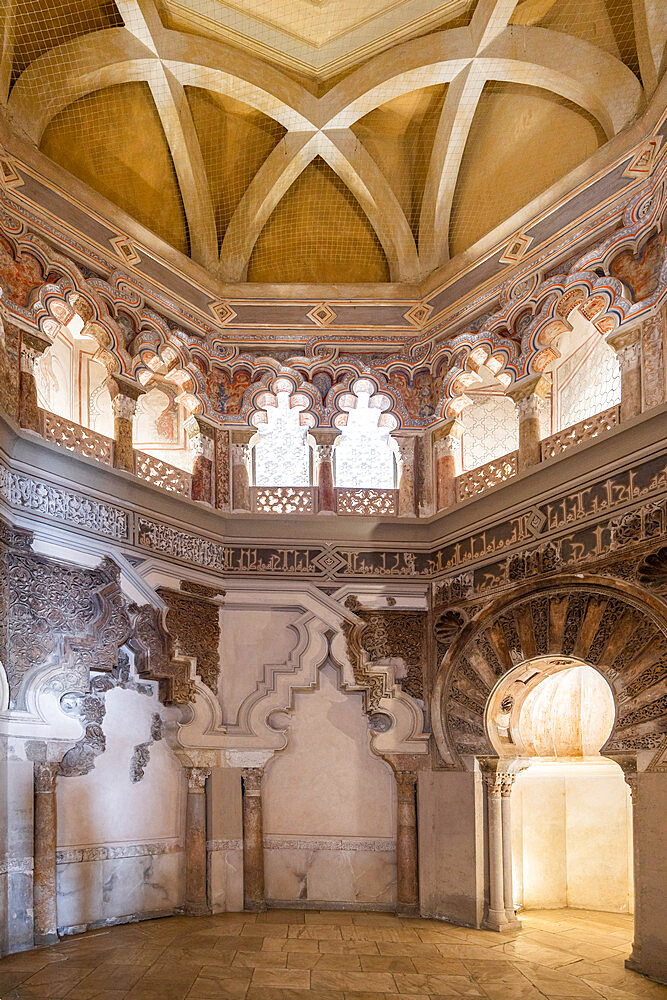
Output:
(3, 0), (661, 285)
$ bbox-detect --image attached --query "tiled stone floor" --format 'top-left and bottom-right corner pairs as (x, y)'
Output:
(0, 908), (665, 1000)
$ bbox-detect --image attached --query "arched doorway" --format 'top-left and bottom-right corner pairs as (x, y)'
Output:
(487, 657), (633, 920)
(431, 577), (667, 982)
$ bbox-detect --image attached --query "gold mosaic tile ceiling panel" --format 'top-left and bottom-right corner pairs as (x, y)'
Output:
(3, 0), (657, 284)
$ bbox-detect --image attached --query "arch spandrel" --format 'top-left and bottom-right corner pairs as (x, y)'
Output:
(432, 575), (667, 771)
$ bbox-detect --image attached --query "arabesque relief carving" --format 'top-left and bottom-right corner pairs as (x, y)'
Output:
(157, 584), (222, 694)
(433, 578), (667, 768)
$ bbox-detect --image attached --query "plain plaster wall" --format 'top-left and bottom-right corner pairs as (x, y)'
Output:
(262, 663), (397, 908)
(512, 761), (633, 913)
(55, 681), (186, 931)
(218, 608), (301, 725)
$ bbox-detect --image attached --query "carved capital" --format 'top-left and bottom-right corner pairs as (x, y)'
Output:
(111, 393), (137, 421)
(20, 343), (40, 375)
(242, 767), (264, 795)
(190, 434), (215, 461)
(34, 761), (59, 793)
(513, 393), (545, 421)
(500, 773), (516, 797)
(317, 443), (335, 463)
(394, 770), (417, 799)
(608, 328), (642, 372)
(186, 766), (210, 790)
(433, 419), (462, 459)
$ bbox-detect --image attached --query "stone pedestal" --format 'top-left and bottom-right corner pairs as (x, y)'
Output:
(19, 334), (49, 434)
(231, 430), (253, 512)
(508, 376), (550, 472)
(186, 416), (215, 504)
(313, 430), (337, 513)
(33, 762), (59, 946)
(396, 437), (417, 517)
(433, 420), (462, 511)
(184, 766), (211, 916)
(609, 328), (642, 421)
(241, 768), (265, 911)
(395, 771), (419, 915)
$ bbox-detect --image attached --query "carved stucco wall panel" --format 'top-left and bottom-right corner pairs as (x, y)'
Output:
(432, 576), (667, 770)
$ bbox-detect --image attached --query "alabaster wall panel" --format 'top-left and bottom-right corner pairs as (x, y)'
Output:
(513, 764), (632, 913)
(57, 685), (185, 847)
(208, 767), (243, 912)
(632, 773), (667, 983)
(264, 842), (396, 909)
(0, 760), (34, 955)
(218, 607), (301, 725)
(56, 851), (185, 933)
(418, 770), (484, 928)
(262, 664), (396, 907)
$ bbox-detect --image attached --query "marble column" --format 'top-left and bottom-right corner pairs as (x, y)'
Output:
(106, 379), (142, 474)
(184, 766), (211, 916)
(608, 328), (642, 421)
(241, 767), (265, 912)
(33, 762), (59, 946)
(214, 427), (231, 511)
(620, 762), (641, 972)
(395, 771), (419, 915)
(186, 416), (215, 504)
(396, 437), (417, 517)
(500, 773), (520, 928)
(508, 376), (550, 472)
(433, 419), (462, 511)
(313, 429), (337, 513)
(231, 430), (253, 512)
(483, 769), (510, 931)
(19, 333), (50, 434)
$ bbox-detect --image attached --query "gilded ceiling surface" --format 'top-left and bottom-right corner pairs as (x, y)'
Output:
(1, 0), (662, 285)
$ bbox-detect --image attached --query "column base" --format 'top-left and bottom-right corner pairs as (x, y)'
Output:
(396, 902), (419, 917)
(184, 903), (211, 917)
(504, 910), (522, 929)
(34, 932), (59, 948)
(244, 900), (266, 913)
(483, 909), (513, 932)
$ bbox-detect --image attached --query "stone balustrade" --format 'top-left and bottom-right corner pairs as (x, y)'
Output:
(134, 451), (192, 498)
(33, 399), (628, 513)
(251, 486), (316, 514)
(40, 410), (113, 465)
(540, 405), (621, 460)
(456, 451), (518, 502)
(336, 487), (398, 516)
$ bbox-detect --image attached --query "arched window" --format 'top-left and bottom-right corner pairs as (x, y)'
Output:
(251, 379), (314, 486)
(461, 392), (519, 471)
(557, 333), (621, 430)
(333, 379), (397, 489)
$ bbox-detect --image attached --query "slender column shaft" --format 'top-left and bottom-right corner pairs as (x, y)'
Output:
(242, 768), (265, 912)
(19, 337), (47, 433)
(111, 394), (137, 473)
(623, 769), (642, 972)
(187, 423), (214, 504)
(33, 763), (59, 946)
(397, 438), (416, 517)
(508, 376), (550, 471)
(433, 420), (462, 511)
(501, 775), (520, 927)
(184, 766), (211, 916)
(395, 771), (419, 914)
(231, 431), (253, 512)
(316, 443), (336, 513)
(609, 330), (642, 421)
